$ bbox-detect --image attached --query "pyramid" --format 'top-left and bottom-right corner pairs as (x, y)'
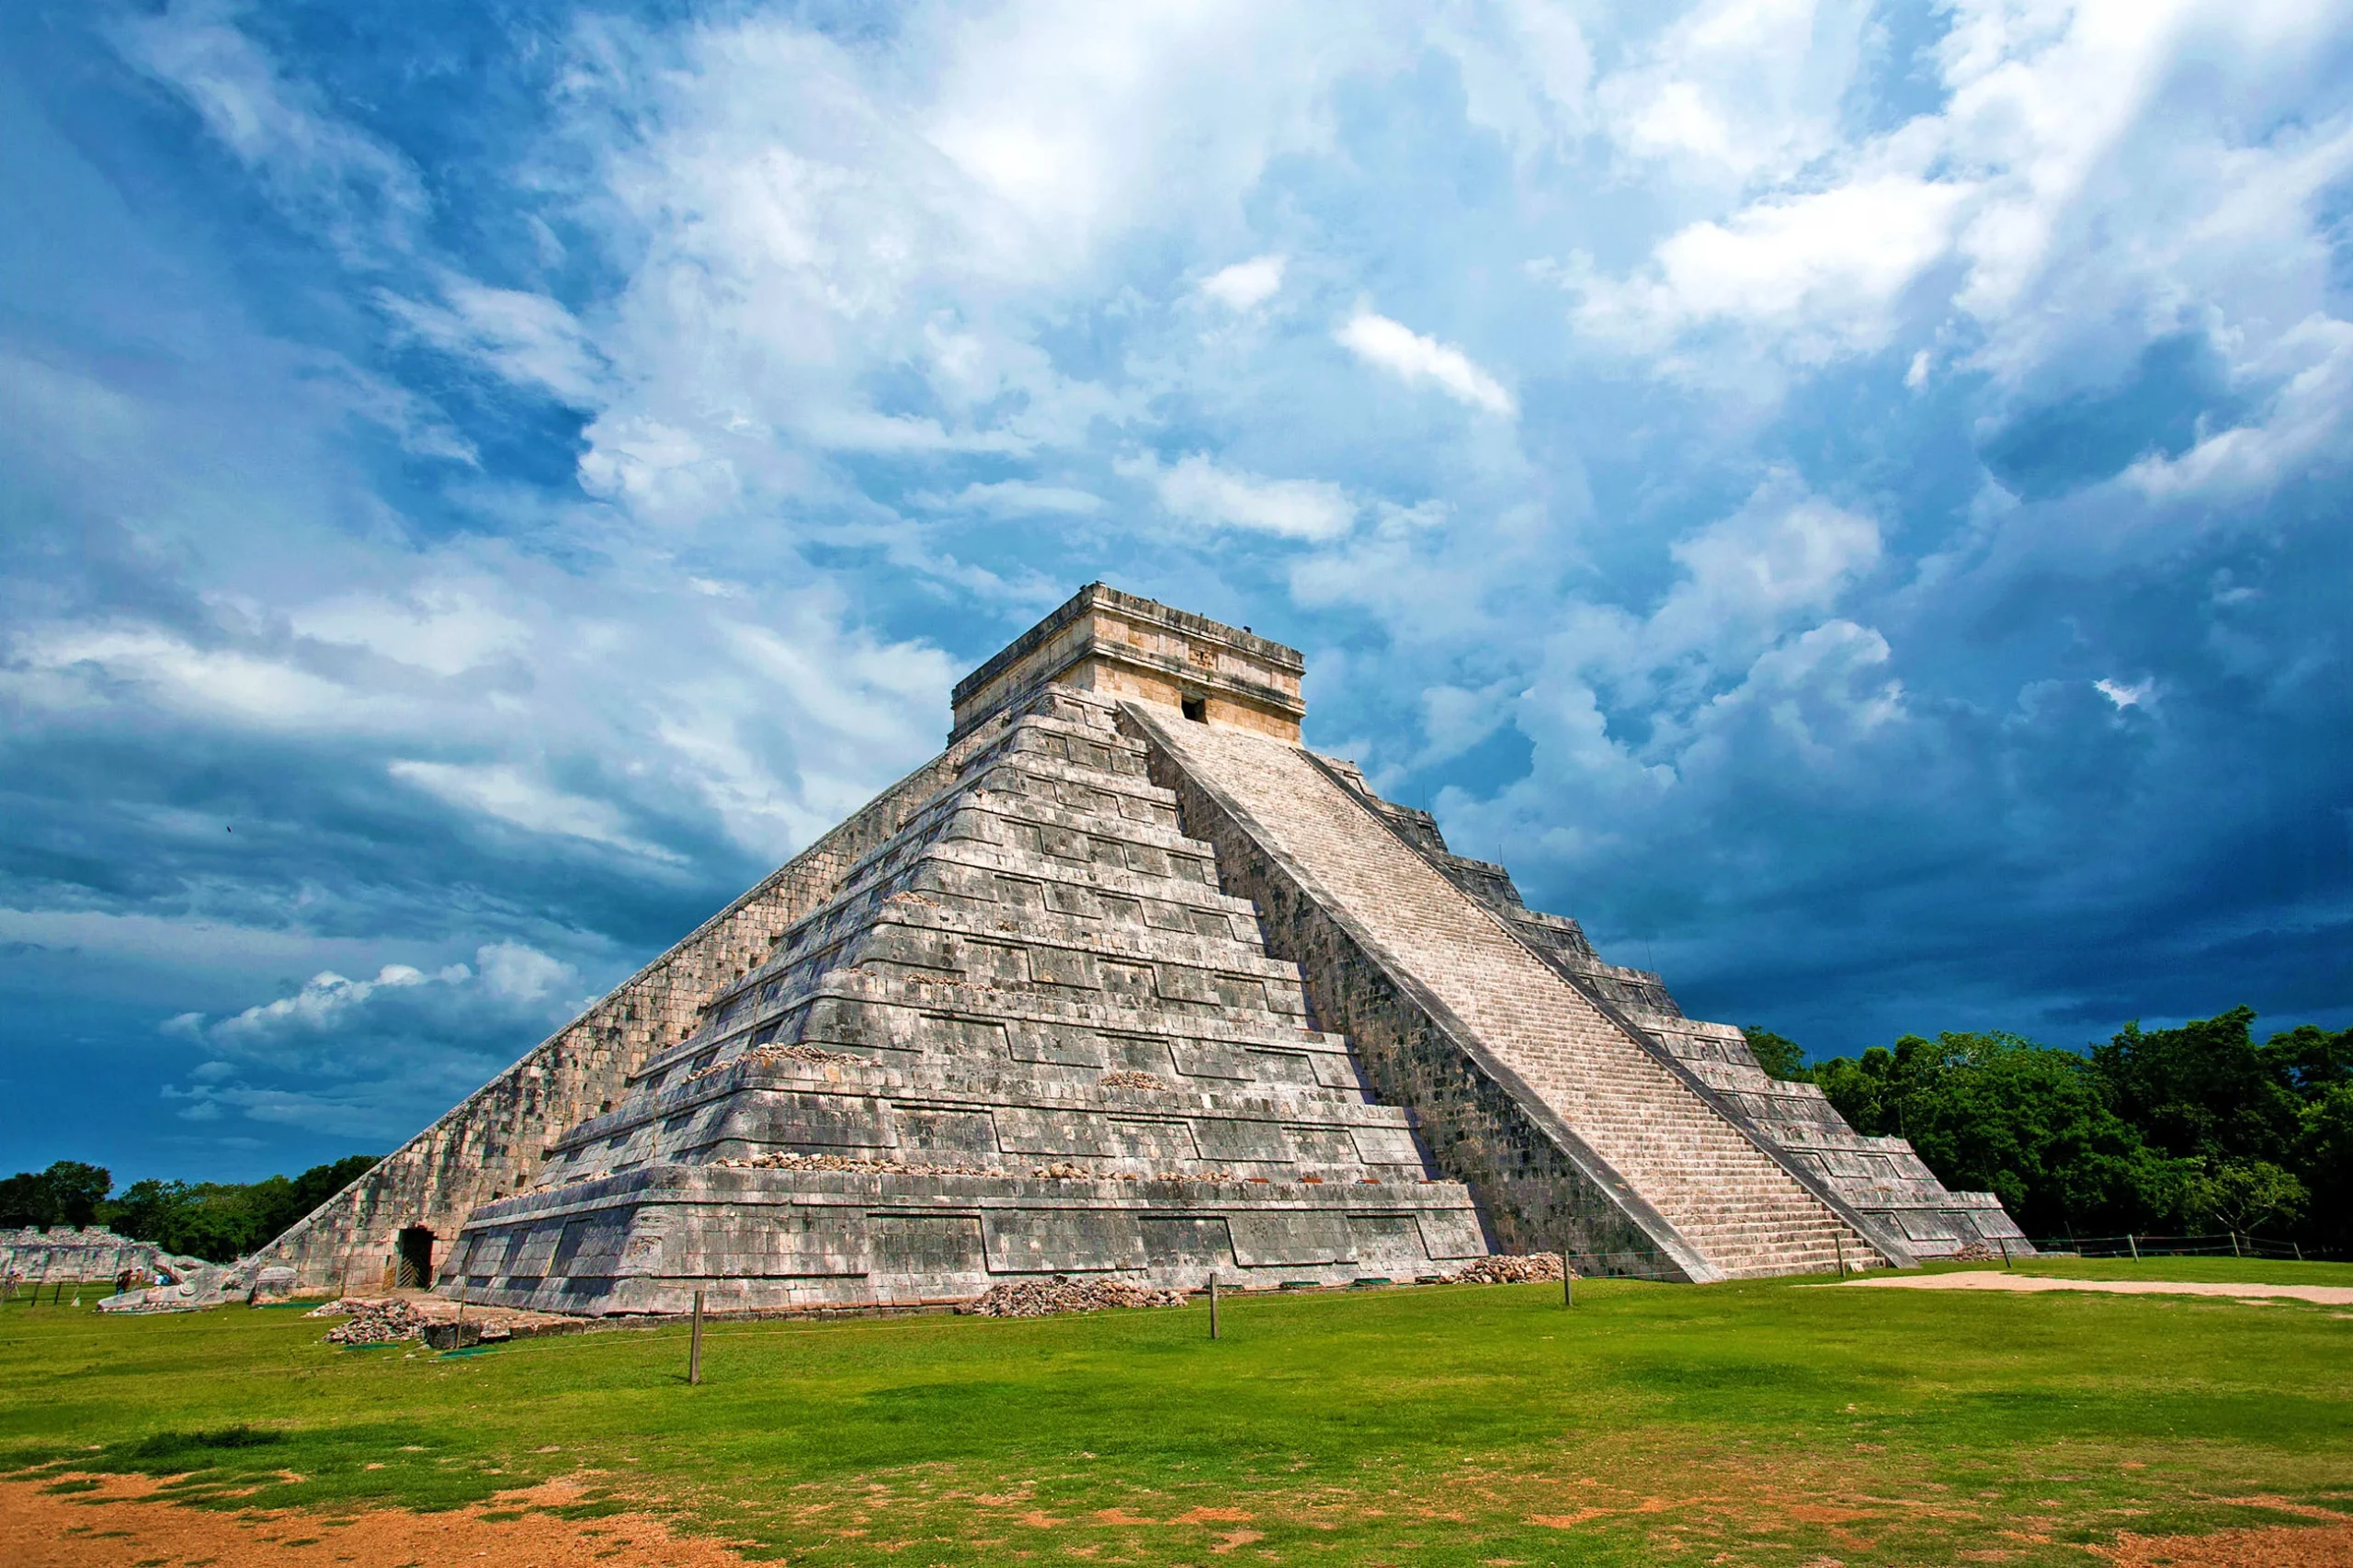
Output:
(260, 585), (2021, 1310)
(441, 679), (1490, 1312)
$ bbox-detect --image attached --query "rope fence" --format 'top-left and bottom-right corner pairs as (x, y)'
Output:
(2025, 1232), (2327, 1261)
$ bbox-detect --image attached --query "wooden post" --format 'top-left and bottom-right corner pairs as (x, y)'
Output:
(688, 1290), (705, 1385)
(2229, 1232), (2242, 1258)
(1998, 1235), (2013, 1269)
(1208, 1276), (1220, 1340)
(2294, 1242), (2304, 1262)
(1561, 1253), (1573, 1309)
(2127, 1234), (2139, 1261)
(1834, 1232), (1847, 1278)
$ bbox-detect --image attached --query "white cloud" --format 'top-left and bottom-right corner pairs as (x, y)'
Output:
(1201, 254), (1287, 311)
(207, 962), (453, 1047)
(1540, 473), (1885, 740)
(387, 760), (683, 863)
(1120, 451), (1356, 541)
(915, 479), (1107, 517)
(378, 279), (605, 404)
(1336, 311), (1517, 415)
(475, 939), (579, 1004)
(2096, 676), (2155, 710)
(108, 0), (426, 261)
(1570, 176), (1970, 362)
(9, 626), (370, 728)
(288, 585), (529, 677)
(1596, 0), (1870, 183)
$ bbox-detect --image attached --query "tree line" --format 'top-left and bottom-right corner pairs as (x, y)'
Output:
(1744, 1007), (2351, 1250)
(0, 1155), (380, 1263)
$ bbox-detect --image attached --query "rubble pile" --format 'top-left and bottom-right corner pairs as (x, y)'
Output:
(1098, 1070), (1167, 1091)
(316, 1298), (426, 1344)
(1944, 1241), (2001, 1263)
(1447, 1254), (1568, 1285)
(956, 1275), (1189, 1317)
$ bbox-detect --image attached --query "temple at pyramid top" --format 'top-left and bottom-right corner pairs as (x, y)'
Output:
(950, 583), (1308, 742)
(238, 584), (2027, 1312)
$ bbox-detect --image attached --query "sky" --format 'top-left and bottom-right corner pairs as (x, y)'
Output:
(3, 0), (2348, 1186)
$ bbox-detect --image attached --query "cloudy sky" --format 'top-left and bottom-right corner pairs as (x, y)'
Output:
(4, 0), (2348, 1184)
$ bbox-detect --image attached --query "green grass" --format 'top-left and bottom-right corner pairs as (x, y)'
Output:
(4, 1261), (2349, 1566)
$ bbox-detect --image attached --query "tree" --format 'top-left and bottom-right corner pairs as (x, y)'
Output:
(0, 1161), (113, 1229)
(1741, 1028), (1809, 1082)
(2189, 1159), (2309, 1236)
(99, 1154), (380, 1262)
(2093, 1007), (2303, 1166)
(2298, 1084), (2353, 1251)
(1805, 1032), (2200, 1237)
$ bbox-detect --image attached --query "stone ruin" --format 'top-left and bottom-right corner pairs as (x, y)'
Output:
(247, 585), (2024, 1313)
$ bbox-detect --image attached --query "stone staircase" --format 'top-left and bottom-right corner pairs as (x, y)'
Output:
(1133, 708), (1891, 1280)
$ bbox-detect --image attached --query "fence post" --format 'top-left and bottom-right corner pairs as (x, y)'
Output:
(1208, 1276), (1220, 1340)
(2294, 1242), (2304, 1263)
(1998, 1235), (2013, 1269)
(2229, 1232), (2242, 1258)
(688, 1290), (704, 1386)
(1834, 1232), (1847, 1278)
(2127, 1234), (2139, 1261)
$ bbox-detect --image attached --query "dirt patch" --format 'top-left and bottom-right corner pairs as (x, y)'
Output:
(1828, 1273), (2353, 1306)
(1, 1472), (751, 1567)
(2092, 1521), (2353, 1565)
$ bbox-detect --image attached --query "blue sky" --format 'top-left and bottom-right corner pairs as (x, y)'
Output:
(4, 0), (2348, 1185)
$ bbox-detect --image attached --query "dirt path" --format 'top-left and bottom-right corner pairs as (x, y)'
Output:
(13, 1470), (2353, 1566)
(1828, 1272), (2353, 1306)
(3, 1473), (751, 1567)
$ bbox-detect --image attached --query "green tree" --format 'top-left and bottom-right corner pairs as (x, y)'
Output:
(2188, 1159), (2309, 1235)
(1806, 1032), (2199, 1237)
(2093, 1007), (2303, 1166)
(99, 1155), (380, 1262)
(1740, 1028), (1809, 1082)
(0, 1161), (113, 1228)
(2297, 1084), (2353, 1251)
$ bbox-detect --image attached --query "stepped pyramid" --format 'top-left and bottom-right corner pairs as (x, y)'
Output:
(261, 585), (2022, 1311)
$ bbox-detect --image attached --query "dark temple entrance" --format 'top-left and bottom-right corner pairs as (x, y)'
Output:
(395, 1226), (436, 1289)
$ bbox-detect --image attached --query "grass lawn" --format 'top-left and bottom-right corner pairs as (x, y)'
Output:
(3, 1259), (2348, 1566)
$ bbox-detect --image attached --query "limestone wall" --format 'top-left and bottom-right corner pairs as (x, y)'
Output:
(0, 1227), (195, 1287)
(258, 744), (983, 1290)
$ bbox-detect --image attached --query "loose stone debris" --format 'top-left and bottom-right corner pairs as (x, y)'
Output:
(310, 1296), (585, 1346)
(956, 1275), (1190, 1317)
(315, 1297), (426, 1345)
(1098, 1070), (1167, 1090)
(1446, 1254), (1567, 1285)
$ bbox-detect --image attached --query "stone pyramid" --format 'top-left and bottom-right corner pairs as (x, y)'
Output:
(442, 679), (1489, 1313)
(264, 585), (2022, 1311)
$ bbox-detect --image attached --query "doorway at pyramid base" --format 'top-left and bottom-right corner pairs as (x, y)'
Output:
(435, 681), (1499, 1317)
